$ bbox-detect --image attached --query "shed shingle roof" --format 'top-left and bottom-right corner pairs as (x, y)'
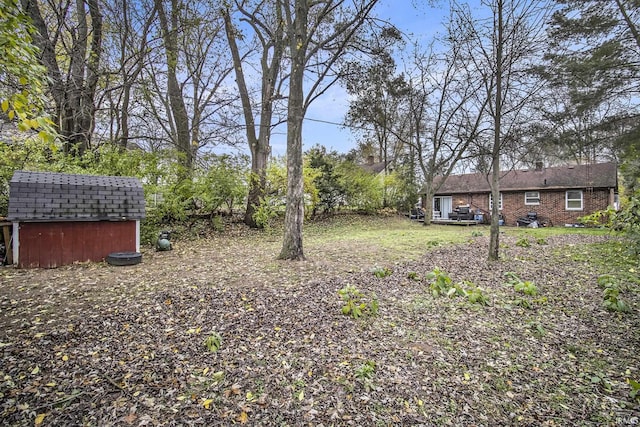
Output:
(7, 170), (145, 221)
(434, 162), (617, 195)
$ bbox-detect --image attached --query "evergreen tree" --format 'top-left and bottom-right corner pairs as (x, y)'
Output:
(541, 0), (640, 172)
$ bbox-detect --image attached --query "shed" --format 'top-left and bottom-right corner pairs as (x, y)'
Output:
(7, 171), (145, 268)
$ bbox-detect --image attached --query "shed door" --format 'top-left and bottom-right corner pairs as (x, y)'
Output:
(17, 221), (136, 268)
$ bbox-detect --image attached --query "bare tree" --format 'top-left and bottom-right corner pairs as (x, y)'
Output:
(402, 26), (489, 225)
(342, 17), (489, 223)
(144, 0), (234, 169)
(457, 0), (550, 260)
(223, 0), (286, 227)
(153, 0), (192, 167)
(22, 0), (103, 155)
(99, 0), (157, 150)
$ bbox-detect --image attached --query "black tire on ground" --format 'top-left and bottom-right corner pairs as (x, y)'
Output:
(106, 252), (142, 266)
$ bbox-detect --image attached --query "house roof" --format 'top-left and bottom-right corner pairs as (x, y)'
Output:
(433, 162), (617, 195)
(7, 170), (146, 221)
(361, 160), (388, 175)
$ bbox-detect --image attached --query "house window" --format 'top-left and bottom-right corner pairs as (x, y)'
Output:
(566, 190), (583, 210)
(525, 191), (540, 205)
(489, 193), (503, 210)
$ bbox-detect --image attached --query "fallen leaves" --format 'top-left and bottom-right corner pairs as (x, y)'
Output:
(0, 226), (638, 425)
(236, 411), (248, 424)
(201, 398), (214, 409)
(34, 413), (46, 426)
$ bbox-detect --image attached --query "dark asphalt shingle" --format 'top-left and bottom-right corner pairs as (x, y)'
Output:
(433, 162), (617, 195)
(7, 171), (146, 221)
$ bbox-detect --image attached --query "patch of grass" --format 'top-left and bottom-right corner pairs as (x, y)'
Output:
(558, 241), (639, 287)
(527, 320), (546, 338)
(602, 283), (631, 313)
(410, 296), (435, 311)
(426, 267), (455, 297)
(628, 378), (640, 403)
(503, 272), (541, 309)
(492, 376), (511, 392)
(514, 280), (538, 296)
(598, 274), (632, 313)
(425, 271), (489, 305)
(464, 284), (490, 306)
(355, 360), (376, 382)
(372, 266), (392, 278)
(305, 215), (473, 261)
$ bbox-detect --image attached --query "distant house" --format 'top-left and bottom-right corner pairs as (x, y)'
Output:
(426, 162), (618, 226)
(360, 155), (390, 175)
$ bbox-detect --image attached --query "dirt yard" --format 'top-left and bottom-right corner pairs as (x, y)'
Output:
(1, 220), (639, 426)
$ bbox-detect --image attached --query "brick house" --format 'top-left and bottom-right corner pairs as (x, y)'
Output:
(428, 162), (617, 226)
(7, 171), (145, 268)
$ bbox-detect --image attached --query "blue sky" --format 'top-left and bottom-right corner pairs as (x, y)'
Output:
(267, 0), (450, 156)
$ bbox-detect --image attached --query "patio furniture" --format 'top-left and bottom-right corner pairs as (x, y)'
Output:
(449, 206), (475, 221)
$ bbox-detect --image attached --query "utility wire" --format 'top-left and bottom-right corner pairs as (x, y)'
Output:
(304, 116), (375, 132)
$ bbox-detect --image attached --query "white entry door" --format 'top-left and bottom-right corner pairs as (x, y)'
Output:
(434, 196), (453, 219)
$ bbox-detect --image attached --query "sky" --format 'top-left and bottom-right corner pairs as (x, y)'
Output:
(267, 0), (450, 157)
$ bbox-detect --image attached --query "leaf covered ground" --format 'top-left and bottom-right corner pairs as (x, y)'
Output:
(1, 216), (639, 426)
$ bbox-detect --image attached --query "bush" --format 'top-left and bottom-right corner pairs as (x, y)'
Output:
(306, 145), (347, 215)
(252, 195), (283, 232)
(336, 161), (383, 213)
(259, 156), (320, 223)
(578, 206), (616, 228)
(382, 167), (419, 211)
(611, 193), (640, 256)
(372, 266), (392, 278)
(0, 138), (252, 244)
(195, 154), (248, 216)
(598, 275), (631, 313)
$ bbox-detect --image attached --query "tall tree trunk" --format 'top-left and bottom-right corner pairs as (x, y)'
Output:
(488, 0), (504, 261)
(23, 0), (102, 156)
(245, 147), (269, 227)
(223, 3), (283, 228)
(116, 0), (154, 150)
(279, 0), (308, 260)
(155, 0), (192, 169)
(78, 0), (102, 154)
(423, 186), (434, 226)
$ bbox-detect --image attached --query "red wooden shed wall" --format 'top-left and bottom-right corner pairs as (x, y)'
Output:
(17, 221), (136, 268)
